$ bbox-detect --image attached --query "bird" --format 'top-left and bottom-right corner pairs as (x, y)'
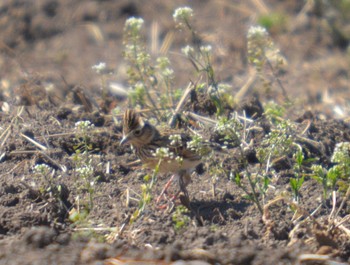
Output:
(120, 109), (203, 206)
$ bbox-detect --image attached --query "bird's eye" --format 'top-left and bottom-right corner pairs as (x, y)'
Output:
(134, 129), (142, 136)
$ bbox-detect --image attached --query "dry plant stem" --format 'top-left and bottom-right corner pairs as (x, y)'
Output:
(296, 254), (348, 265)
(296, 135), (325, 153)
(168, 82), (194, 127)
(125, 160), (141, 167)
(124, 188), (140, 207)
(264, 196), (323, 239)
(105, 161), (110, 174)
(235, 69), (257, 102)
(105, 257), (169, 265)
(8, 149), (61, 155)
(125, 188), (130, 207)
(333, 216), (350, 237)
(39, 151), (67, 172)
(0, 160), (26, 177)
(293, 203), (322, 224)
(0, 106), (25, 147)
(251, 0), (269, 14)
(293, 0), (315, 32)
(184, 111), (217, 126)
(20, 133), (47, 151)
(265, 152), (272, 175)
(0, 125), (12, 147)
(334, 185), (350, 218)
(151, 21), (159, 55)
(112, 107), (173, 119)
(336, 215), (350, 229)
(300, 119), (311, 135)
(34, 128), (109, 140)
(328, 190), (337, 223)
(328, 185), (350, 231)
(242, 111), (247, 147)
(237, 114), (254, 124)
(106, 216), (130, 243)
(73, 227), (117, 232)
(85, 24), (104, 43)
(159, 31), (174, 54)
(266, 59), (290, 101)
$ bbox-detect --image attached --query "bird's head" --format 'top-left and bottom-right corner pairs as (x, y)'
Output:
(121, 109), (155, 147)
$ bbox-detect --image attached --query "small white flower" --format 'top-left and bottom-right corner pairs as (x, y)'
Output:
(155, 147), (169, 157)
(173, 7), (193, 23)
(91, 62), (106, 74)
(33, 164), (51, 174)
(247, 25), (268, 39)
(175, 156), (183, 164)
(331, 142), (350, 163)
(125, 17), (144, 32)
(187, 135), (203, 151)
(76, 165), (94, 176)
(162, 68), (174, 78)
(181, 45), (194, 57)
(200, 45), (212, 54)
(169, 134), (182, 146)
(155, 147), (174, 159)
(125, 44), (137, 51)
(75, 120), (95, 131)
(217, 83), (232, 93)
(156, 57), (171, 68)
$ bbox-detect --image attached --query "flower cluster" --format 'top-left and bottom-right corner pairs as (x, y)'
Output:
(181, 45), (194, 57)
(154, 147), (175, 159)
(200, 45), (212, 54)
(175, 156), (183, 164)
(247, 25), (285, 71)
(173, 7), (193, 26)
(156, 57), (174, 78)
(33, 164), (51, 174)
(91, 62), (107, 74)
(169, 134), (182, 146)
(124, 17), (144, 33)
(247, 25), (268, 40)
(76, 165), (93, 175)
(187, 135), (205, 154)
(75, 120), (95, 131)
(215, 116), (242, 137)
(331, 142), (350, 163)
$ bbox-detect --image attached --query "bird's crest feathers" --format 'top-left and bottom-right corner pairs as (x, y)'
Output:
(123, 109), (144, 134)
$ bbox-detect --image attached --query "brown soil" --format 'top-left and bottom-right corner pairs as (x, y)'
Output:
(0, 1), (349, 264)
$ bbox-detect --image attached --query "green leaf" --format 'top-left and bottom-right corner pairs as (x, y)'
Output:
(234, 173), (241, 186)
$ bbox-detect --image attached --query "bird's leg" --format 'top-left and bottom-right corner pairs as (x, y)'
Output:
(178, 173), (191, 209)
(156, 174), (175, 204)
(156, 171), (192, 210)
(165, 170), (190, 201)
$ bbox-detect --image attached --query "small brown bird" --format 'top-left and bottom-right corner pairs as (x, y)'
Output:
(120, 109), (203, 204)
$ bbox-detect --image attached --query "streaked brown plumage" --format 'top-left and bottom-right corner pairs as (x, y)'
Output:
(121, 109), (202, 199)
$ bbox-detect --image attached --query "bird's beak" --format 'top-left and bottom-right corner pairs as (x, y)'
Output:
(120, 135), (129, 146)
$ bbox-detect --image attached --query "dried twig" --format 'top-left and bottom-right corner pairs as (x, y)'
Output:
(168, 82), (194, 128)
(20, 133), (47, 151)
(184, 111), (217, 126)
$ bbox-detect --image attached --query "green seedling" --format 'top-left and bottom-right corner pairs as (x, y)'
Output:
(290, 147), (305, 203)
(172, 205), (190, 230)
